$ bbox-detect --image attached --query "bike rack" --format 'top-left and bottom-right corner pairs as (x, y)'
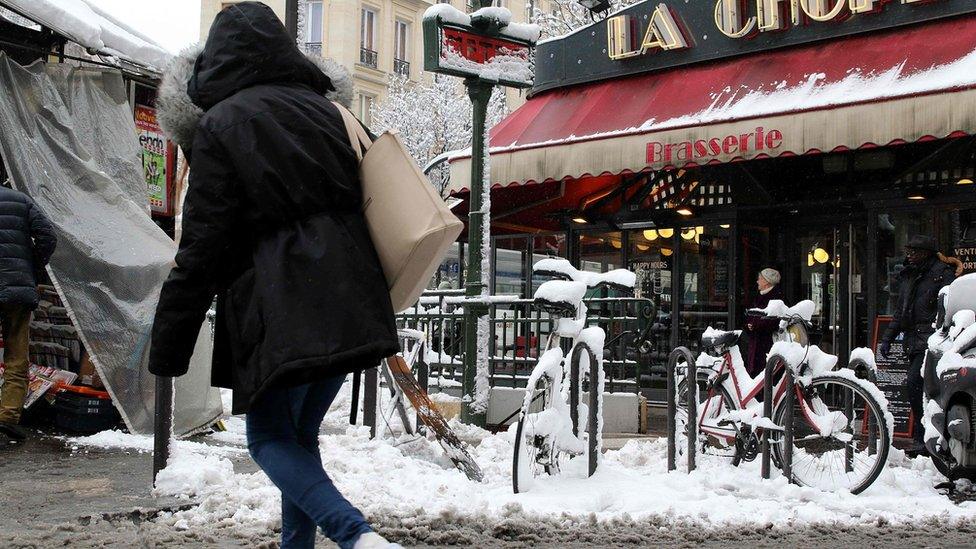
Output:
(569, 342), (601, 477)
(760, 353), (793, 482)
(666, 346), (697, 472)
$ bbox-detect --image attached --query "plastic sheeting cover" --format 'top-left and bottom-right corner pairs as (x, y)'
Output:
(0, 53), (221, 436)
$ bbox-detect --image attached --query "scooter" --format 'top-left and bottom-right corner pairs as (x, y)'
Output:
(923, 274), (976, 483)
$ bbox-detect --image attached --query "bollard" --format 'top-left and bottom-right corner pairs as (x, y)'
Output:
(152, 375), (173, 484)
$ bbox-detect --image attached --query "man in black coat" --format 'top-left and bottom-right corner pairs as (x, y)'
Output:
(149, 3), (400, 547)
(0, 182), (57, 441)
(880, 234), (956, 456)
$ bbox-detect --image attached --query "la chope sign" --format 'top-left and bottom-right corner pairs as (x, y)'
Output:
(532, 0), (976, 93)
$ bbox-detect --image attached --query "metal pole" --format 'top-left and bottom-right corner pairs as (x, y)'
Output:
(686, 348), (697, 472)
(285, 0), (299, 40)
(152, 375), (173, 484)
(364, 366), (378, 439)
(666, 349), (677, 471)
(460, 79), (493, 427)
(350, 370), (361, 425)
(783, 366), (794, 483)
(761, 354), (777, 480)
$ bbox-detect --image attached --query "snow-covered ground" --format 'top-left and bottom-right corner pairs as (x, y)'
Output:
(67, 381), (976, 544)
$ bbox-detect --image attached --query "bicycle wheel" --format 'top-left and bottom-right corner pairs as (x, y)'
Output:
(512, 373), (563, 493)
(770, 373), (891, 494)
(570, 342), (601, 477)
(675, 376), (738, 461)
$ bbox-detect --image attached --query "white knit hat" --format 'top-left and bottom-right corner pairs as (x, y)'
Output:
(760, 268), (781, 285)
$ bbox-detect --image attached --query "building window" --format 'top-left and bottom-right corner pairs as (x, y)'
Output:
(360, 8), (378, 69)
(305, 1), (323, 55)
(358, 94), (374, 125)
(394, 20), (410, 77)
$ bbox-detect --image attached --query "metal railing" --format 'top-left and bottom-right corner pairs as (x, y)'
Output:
(393, 58), (410, 77)
(360, 47), (378, 69)
(395, 290), (655, 396)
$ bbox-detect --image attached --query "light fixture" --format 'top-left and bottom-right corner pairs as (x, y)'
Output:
(644, 229), (659, 241)
(681, 229), (697, 241)
(958, 178), (974, 185)
(610, 239), (622, 249)
(636, 244), (650, 252)
(658, 228), (674, 238)
(813, 247), (830, 264)
(676, 208), (694, 216)
(807, 253), (815, 267)
(572, 217), (589, 224)
(695, 226), (704, 234)
(907, 194), (926, 201)
(661, 247), (673, 257)
(720, 224), (731, 229)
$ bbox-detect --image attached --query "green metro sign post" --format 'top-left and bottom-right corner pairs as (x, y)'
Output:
(423, 3), (537, 426)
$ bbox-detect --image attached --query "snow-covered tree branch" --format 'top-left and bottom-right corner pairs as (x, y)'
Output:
(371, 74), (509, 196)
(529, 0), (637, 38)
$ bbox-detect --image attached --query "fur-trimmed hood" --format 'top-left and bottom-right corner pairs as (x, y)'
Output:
(156, 16), (352, 153)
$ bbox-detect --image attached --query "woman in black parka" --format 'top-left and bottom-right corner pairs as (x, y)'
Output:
(149, 3), (400, 548)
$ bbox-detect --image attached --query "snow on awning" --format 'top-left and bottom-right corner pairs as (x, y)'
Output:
(449, 16), (976, 194)
(2, 0), (172, 72)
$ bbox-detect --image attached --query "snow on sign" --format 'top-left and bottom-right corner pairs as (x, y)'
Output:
(422, 5), (538, 89)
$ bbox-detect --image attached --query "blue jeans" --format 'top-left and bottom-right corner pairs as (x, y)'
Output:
(246, 376), (372, 549)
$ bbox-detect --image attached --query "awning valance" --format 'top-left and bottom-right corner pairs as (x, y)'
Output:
(449, 15), (976, 194)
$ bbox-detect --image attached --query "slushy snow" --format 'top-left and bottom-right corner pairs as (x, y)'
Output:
(66, 380), (976, 540)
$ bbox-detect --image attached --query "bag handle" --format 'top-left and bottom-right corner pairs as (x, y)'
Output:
(332, 101), (372, 163)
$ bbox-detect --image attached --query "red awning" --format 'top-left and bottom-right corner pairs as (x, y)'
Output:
(449, 15), (976, 193)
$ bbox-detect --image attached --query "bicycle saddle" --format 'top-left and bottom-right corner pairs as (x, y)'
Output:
(700, 328), (742, 356)
(532, 258), (636, 293)
(533, 280), (586, 317)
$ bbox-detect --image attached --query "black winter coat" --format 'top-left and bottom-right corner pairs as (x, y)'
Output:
(883, 255), (956, 355)
(0, 186), (56, 308)
(149, 2), (399, 414)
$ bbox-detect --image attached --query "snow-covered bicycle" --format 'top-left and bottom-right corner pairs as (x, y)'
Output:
(674, 300), (893, 494)
(512, 259), (635, 493)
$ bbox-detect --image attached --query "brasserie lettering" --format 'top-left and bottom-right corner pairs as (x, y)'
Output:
(646, 127), (783, 164)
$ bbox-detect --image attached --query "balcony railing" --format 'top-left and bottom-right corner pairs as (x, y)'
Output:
(360, 47), (378, 69)
(393, 58), (410, 77)
(305, 42), (322, 56)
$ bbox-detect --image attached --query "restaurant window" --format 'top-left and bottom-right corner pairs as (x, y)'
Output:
(629, 227), (676, 356)
(678, 225), (731, 349)
(876, 210), (937, 316)
(577, 230), (623, 297)
(531, 233), (567, 295)
(493, 236), (529, 296)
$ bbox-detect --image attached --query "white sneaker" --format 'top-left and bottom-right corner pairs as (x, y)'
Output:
(353, 531), (403, 549)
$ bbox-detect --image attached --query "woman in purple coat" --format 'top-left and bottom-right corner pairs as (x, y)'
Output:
(744, 268), (783, 377)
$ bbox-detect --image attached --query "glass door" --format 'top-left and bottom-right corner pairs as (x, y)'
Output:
(794, 228), (840, 354)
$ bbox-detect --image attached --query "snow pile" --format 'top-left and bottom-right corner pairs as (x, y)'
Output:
(5, 0), (171, 70)
(65, 380), (976, 541)
(441, 46), (534, 86)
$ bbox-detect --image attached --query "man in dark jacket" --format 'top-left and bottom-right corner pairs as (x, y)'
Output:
(880, 234), (955, 456)
(149, 3), (399, 548)
(0, 183), (57, 441)
(744, 268), (783, 377)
